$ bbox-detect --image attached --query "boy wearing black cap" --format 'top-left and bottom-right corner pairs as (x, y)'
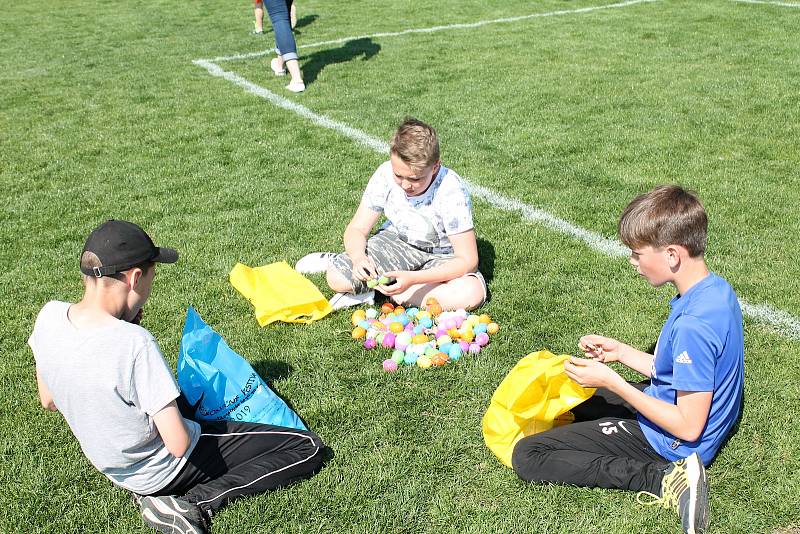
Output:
(29, 220), (324, 534)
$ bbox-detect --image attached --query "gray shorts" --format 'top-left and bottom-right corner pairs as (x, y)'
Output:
(330, 229), (487, 301)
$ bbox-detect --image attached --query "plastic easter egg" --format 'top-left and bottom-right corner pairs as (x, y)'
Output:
(473, 323), (488, 335)
(381, 302), (395, 314)
(437, 335), (452, 347)
(394, 306), (405, 315)
(397, 314), (410, 326)
(467, 314), (480, 326)
(469, 343), (481, 354)
(420, 317), (434, 329)
(406, 307), (419, 318)
(376, 332), (385, 346)
(424, 346), (438, 357)
(479, 314), (492, 324)
(461, 330), (475, 344)
(432, 353), (448, 367)
(364, 338), (377, 350)
(439, 342), (452, 354)
(412, 325), (424, 335)
(475, 332), (490, 347)
(357, 320), (371, 330)
(458, 340), (470, 352)
(447, 328), (460, 340)
(404, 353), (418, 366)
(448, 345), (463, 361)
(428, 304), (443, 317)
(425, 297), (440, 307)
(412, 334), (429, 345)
(365, 308), (378, 319)
(454, 316), (465, 328)
(392, 349), (405, 361)
(383, 359), (398, 372)
(456, 308), (467, 317)
(395, 331), (412, 346)
(417, 355), (432, 369)
(351, 309), (367, 326)
(487, 323), (500, 335)
(416, 310), (431, 321)
(382, 332), (396, 349)
(373, 322), (387, 331)
(442, 318), (457, 330)
(352, 327), (367, 339)
(389, 322), (404, 334)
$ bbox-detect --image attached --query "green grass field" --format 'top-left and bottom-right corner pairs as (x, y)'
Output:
(2, 0), (800, 532)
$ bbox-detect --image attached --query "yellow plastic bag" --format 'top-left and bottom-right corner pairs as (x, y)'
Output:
(229, 261), (332, 326)
(482, 350), (596, 467)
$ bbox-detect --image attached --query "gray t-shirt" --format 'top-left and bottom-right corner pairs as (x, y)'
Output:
(362, 161), (474, 254)
(28, 301), (201, 494)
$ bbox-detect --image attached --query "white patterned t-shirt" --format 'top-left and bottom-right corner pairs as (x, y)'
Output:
(361, 161), (474, 254)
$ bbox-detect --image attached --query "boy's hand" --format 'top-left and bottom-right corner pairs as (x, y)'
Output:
(564, 357), (623, 389)
(375, 270), (413, 296)
(352, 256), (377, 281)
(578, 335), (621, 363)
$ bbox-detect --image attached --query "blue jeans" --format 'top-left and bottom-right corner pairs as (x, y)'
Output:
(265, 0), (297, 61)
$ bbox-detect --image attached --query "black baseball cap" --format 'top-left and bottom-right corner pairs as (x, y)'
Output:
(80, 220), (178, 277)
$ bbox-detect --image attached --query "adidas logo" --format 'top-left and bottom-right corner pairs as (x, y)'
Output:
(676, 351), (693, 364)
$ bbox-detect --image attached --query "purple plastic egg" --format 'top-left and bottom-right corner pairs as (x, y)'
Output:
(458, 340), (470, 351)
(469, 343), (481, 354)
(364, 338), (377, 350)
(382, 332), (396, 349)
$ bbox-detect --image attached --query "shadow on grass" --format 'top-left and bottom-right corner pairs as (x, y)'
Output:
(302, 38), (381, 86)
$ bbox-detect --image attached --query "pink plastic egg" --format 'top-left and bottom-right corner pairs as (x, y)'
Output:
(383, 359), (398, 372)
(476, 332), (490, 347)
(468, 343), (481, 354)
(364, 338), (377, 350)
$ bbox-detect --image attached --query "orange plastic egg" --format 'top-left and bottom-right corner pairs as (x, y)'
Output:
(381, 302), (395, 314)
(425, 297), (440, 307)
(393, 306), (405, 315)
(428, 304), (443, 317)
(352, 327), (366, 339)
(432, 353), (449, 366)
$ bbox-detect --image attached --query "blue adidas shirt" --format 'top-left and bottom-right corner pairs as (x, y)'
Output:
(638, 273), (744, 465)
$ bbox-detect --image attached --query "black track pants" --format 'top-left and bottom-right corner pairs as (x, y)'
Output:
(150, 420), (324, 515)
(511, 383), (669, 494)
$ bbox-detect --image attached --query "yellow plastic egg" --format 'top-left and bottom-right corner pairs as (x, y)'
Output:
(487, 322), (500, 335)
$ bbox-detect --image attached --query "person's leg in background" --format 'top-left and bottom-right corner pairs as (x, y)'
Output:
(253, 0), (264, 34)
(264, 0), (304, 91)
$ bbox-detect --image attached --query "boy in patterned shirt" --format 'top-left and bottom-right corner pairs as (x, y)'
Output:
(297, 118), (487, 311)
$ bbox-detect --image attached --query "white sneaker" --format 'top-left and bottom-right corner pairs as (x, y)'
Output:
(295, 252), (336, 274)
(329, 290), (375, 311)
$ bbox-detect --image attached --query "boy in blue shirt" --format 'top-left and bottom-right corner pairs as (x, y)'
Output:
(512, 185), (744, 534)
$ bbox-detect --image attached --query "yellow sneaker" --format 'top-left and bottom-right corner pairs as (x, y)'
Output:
(636, 452), (709, 534)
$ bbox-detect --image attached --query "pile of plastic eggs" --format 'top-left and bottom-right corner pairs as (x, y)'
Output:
(350, 297), (500, 371)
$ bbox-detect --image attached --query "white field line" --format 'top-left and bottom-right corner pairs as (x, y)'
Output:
(191, 59), (800, 342)
(201, 0), (659, 63)
(732, 0), (800, 6)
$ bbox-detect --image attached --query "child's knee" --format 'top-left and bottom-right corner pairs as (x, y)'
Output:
(510, 437), (544, 481)
(326, 267), (353, 293)
(456, 275), (487, 311)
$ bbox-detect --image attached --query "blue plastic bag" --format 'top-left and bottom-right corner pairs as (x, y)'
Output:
(177, 306), (306, 430)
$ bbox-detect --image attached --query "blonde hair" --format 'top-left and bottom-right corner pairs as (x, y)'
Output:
(618, 185), (707, 257)
(389, 118), (440, 173)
